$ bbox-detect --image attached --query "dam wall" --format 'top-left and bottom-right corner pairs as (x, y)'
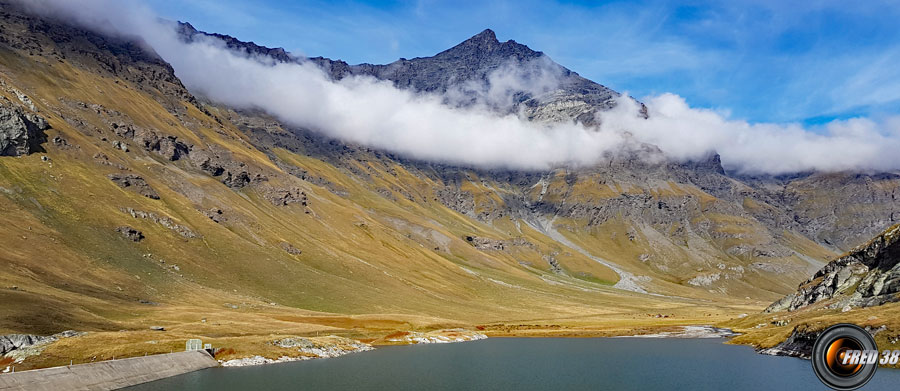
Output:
(0, 350), (218, 391)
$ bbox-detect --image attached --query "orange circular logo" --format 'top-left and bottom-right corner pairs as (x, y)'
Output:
(824, 337), (863, 377)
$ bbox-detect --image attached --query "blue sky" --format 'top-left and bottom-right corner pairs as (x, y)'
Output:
(145, 0), (900, 125)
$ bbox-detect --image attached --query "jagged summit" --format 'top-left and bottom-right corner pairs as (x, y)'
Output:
(178, 25), (622, 124)
(472, 28), (497, 42)
(432, 28), (543, 64)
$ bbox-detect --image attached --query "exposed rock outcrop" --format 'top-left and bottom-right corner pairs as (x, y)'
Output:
(280, 242), (302, 255)
(1, 331), (83, 363)
(767, 223), (900, 312)
(127, 126), (191, 161)
(121, 207), (198, 239)
(0, 334), (48, 356)
(108, 174), (160, 199)
(189, 146), (266, 189)
(384, 328), (488, 344)
(464, 235), (534, 251)
(757, 325), (819, 358)
(201, 207), (225, 223)
(262, 186), (307, 206)
(0, 101), (49, 156)
(115, 226), (144, 242)
(220, 336), (373, 367)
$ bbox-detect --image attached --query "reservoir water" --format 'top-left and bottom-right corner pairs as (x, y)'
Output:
(125, 337), (900, 390)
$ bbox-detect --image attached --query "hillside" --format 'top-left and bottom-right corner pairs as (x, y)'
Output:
(1, 2), (899, 368)
(724, 222), (900, 360)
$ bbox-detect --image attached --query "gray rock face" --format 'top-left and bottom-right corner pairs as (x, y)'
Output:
(757, 326), (820, 359)
(127, 126), (191, 161)
(178, 22), (295, 63)
(739, 172), (900, 251)
(262, 186), (307, 207)
(767, 223), (900, 312)
(99, 103), (267, 189)
(0, 102), (49, 156)
(0, 330), (82, 356)
(0, 334), (48, 355)
(121, 207), (197, 239)
(202, 208), (225, 223)
(544, 255), (564, 274)
(108, 174), (161, 200)
(188, 146), (266, 189)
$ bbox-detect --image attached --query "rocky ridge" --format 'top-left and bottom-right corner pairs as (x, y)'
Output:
(178, 24), (639, 126)
(767, 223), (900, 312)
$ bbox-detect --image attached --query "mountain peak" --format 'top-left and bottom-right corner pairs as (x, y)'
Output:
(471, 29), (498, 43)
(437, 28), (541, 61)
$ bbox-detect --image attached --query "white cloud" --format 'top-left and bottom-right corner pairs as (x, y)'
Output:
(18, 0), (900, 175)
(598, 94), (900, 174)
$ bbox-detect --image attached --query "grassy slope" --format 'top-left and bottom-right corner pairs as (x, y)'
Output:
(0, 36), (842, 368)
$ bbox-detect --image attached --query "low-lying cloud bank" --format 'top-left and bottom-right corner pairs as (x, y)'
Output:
(602, 95), (900, 174)
(20, 0), (900, 175)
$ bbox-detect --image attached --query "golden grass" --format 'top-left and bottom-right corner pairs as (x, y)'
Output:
(0, 33), (857, 373)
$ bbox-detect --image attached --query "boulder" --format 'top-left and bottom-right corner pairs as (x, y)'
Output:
(280, 242), (302, 255)
(116, 226), (144, 242)
(0, 102), (49, 156)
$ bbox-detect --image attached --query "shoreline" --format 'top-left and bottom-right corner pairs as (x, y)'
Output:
(217, 325), (738, 368)
(1, 323), (748, 374)
(219, 329), (489, 368)
(1, 323), (758, 389)
(614, 325), (740, 339)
